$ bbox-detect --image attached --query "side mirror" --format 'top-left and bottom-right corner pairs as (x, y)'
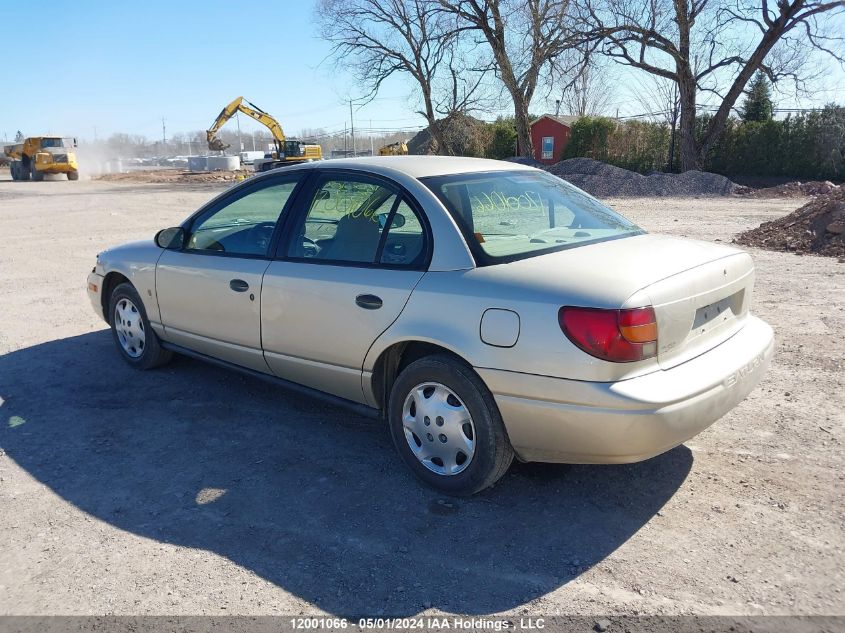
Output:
(378, 212), (406, 229)
(155, 227), (186, 250)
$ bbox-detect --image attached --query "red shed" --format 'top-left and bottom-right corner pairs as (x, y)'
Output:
(518, 114), (579, 164)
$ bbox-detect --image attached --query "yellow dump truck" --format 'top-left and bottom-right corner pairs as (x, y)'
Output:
(4, 136), (79, 181)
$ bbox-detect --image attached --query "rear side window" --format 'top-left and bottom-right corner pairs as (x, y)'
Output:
(423, 170), (642, 264)
(285, 174), (427, 268)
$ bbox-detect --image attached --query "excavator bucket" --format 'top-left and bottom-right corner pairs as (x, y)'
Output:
(208, 136), (230, 152)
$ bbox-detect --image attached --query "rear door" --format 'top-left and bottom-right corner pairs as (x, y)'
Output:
(156, 175), (304, 371)
(261, 171), (429, 403)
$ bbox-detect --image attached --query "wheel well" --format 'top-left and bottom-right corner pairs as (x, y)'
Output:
(370, 341), (472, 414)
(100, 272), (130, 320)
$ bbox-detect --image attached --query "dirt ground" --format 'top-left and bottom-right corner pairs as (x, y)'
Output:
(0, 171), (842, 618)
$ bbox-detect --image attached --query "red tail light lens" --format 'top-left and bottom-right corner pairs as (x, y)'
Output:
(558, 306), (658, 362)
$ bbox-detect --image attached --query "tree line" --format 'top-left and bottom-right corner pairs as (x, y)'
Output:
(317, 0), (844, 172)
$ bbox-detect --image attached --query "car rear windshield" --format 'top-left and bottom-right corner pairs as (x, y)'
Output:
(422, 170), (643, 264)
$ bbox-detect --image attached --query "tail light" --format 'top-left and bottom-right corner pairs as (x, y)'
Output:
(558, 306), (658, 362)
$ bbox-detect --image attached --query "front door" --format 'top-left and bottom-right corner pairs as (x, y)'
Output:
(156, 176), (302, 371)
(262, 172), (429, 403)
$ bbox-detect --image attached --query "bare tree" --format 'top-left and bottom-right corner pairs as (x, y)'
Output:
(316, 0), (455, 154)
(559, 59), (614, 116)
(433, 49), (496, 118)
(583, 0), (845, 170)
(438, 0), (586, 157)
(632, 74), (681, 169)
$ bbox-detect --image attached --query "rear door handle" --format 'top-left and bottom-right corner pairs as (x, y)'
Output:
(229, 279), (250, 292)
(355, 294), (383, 310)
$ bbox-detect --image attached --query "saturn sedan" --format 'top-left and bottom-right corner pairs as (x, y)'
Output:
(87, 156), (773, 495)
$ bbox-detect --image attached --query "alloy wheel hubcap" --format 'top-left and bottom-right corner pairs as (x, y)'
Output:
(114, 298), (145, 358)
(402, 382), (475, 476)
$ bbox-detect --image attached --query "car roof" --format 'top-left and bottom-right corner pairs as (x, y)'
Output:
(312, 155), (536, 179)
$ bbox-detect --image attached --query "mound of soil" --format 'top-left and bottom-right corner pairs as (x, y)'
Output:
(95, 169), (251, 184)
(741, 180), (840, 198)
(546, 158), (737, 197)
(735, 187), (845, 257)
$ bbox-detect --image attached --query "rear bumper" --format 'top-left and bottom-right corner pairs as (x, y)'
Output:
(477, 315), (774, 464)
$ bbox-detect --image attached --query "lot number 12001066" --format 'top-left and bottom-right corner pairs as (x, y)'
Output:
(290, 618), (349, 629)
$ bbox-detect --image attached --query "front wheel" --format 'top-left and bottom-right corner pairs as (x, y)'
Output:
(108, 282), (172, 369)
(67, 170), (79, 181)
(31, 164), (43, 181)
(388, 355), (514, 496)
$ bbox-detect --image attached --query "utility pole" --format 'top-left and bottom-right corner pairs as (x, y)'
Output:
(349, 100), (356, 156)
(161, 118), (167, 145)
(344, 123), (348, 154)
(370, 119), (374, 156)
(236, 111), (243, 152)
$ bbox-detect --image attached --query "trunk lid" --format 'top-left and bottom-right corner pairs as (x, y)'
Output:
(638, 253), (753, 369)
(617, 240), (754, 369)
(476, 233), (755, 376)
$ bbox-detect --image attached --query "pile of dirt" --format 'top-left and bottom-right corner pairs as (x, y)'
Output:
(546, 157), (738, 197)
(95, 169), (251, 184)
(735, 187), (845, 257)
(741, 180), (840, 198)
(408, 113), (490, 157)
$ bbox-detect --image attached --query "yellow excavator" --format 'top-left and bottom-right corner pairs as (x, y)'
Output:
(378, 140), (409, 156)
(206, 96), (322, 172)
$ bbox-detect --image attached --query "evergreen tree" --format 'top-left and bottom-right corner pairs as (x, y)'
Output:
(14, 130), (24, 142)
(741, 73), (775, 122)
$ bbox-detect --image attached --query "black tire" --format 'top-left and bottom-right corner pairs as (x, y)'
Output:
(388, 354), (514, 496)
(108, 282), (173, 369)
(67, 170), (79, 181)
(31, 163), (43, 181)
(19, 161), (30, 181)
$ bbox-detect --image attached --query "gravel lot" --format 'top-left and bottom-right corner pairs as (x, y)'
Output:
(0, 174), (842, 617)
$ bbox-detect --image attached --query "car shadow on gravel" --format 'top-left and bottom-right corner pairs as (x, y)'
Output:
(0, 332), (692, 616)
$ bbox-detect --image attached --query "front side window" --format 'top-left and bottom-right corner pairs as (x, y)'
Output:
(286, 175), (426, 267)
(186, 180), (298, 256)
(423, 170), (642, 264)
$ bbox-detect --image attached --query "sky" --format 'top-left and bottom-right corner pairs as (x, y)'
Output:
(1, 1), (843, 144)
(0, 1), (426, 144)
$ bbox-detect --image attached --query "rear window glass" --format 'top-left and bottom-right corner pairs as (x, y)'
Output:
(423, 170), (643, 264)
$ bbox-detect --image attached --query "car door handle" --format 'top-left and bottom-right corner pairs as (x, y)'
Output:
(229, 279), (250, 292)
(355, 294), (383, 310)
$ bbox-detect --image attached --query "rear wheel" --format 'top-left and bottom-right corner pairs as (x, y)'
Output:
(108, 282), (172, 369)
(388, 354), (514, 496)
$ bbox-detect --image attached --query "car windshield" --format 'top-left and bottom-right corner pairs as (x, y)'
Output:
(423, 170), (643, 263)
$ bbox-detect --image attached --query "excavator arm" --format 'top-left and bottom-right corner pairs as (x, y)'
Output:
(206, 96), (287, 152)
